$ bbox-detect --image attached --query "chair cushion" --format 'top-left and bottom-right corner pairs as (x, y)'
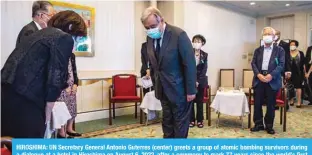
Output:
(111, 96), (140, 101)
(276, 99), (285, 106)
(203, 97), (209, 102)
(1, 148), (11, 155)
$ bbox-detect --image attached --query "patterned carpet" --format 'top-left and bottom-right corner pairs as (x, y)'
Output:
(87, 105), (312, 138)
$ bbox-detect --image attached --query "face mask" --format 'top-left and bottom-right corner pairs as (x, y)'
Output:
(193, 43), (202, 50)
(290, 46), (297, 51)
(146, 27), (162, 39)
(263, 35), (274, 44)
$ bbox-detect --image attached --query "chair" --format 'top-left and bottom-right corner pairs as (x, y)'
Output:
(219, 69), (235, 88)
(109, 74), (143, 125)
(203, 85), (212, 126)
(242, 69), (254, 95)
(248, 88), (287, 132)
(1, 137), (12, 155)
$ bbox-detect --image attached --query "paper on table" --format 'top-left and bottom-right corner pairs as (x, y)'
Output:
(141, 76), (153, 88)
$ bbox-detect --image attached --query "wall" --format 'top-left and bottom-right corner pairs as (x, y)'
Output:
(256, 10), (312, 53)
(183, 1), (257, 93)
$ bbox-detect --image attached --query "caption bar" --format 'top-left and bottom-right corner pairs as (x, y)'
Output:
(13, 139), (311, 155)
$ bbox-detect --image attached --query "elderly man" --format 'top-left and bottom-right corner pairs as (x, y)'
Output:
(16, 1), (55, 46)
(251, 27), (285, 134)
(140, 7), (197, 138)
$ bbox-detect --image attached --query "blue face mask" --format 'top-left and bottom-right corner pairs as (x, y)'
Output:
(146, 27), (162, 39)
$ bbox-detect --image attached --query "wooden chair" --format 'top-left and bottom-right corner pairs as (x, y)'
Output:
(248, 88), (287, 132)
(219, 69), (235, 88)
(108, 74), (143, 125)
(203, 85), (212, 126)
(242, 69), (254, 95)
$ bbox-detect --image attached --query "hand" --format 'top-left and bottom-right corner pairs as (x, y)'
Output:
(264, 74), (272, 82)
(146, 69), (150, 77)
(305, 73), (310, 79)
(45, 102), (55, 124)
(72, 84), (78, 93)
(196, 82), (199, 87)
(257, 74), (267, 82)
(65, 87), (71, 94)
(187, 94), (196, 102)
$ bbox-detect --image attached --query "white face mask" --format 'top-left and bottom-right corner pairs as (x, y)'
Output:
(290, 46), (297, 51)
(193, 43), (202, 50)
(263, 35), (274, 44)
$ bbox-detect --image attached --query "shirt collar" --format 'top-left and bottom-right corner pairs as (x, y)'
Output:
(264, 44), (273, 50)
(33, 21), (42, 30)
(160, 23), (166, 39)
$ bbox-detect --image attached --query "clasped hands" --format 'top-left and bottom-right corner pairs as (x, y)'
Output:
(257, 74), (272, 83)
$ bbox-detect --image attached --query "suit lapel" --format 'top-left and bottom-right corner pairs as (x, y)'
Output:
(259, 46), (264, 69)
(159, 24), (172, 66)
(269, 46), (277, 68)
(147, 37), (159, 70)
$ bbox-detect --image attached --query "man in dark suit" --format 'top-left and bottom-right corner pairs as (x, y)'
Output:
(140, 7), (197, 138)
(140, 42), (154, 95)
(251, 27), (285, 135)
(274, 30), (290, 78)
(16, 1), (54, 47)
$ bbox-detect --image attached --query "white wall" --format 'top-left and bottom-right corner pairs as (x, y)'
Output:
(183, 1), (257, 93)
(1, 1), (135, 71)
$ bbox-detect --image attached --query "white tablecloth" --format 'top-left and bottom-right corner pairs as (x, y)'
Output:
(210, 90), (249, 116)
(44, 102), (72, 138)
(140, 91), (162, 120)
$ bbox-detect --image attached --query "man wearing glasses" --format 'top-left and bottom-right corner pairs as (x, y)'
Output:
(16, 1), (55, 47)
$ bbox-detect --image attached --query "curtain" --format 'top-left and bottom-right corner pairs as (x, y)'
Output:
(270, 16), (295, 40)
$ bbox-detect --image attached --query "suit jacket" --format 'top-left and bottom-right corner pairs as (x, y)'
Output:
(140, 42), (149, 77)
(305, 46), (312, 69)
(278, 40), (290, 73)
(196, 50), (208, 88)
(146, 24), (197, 104)
(16, 21), (39, 47)
(251, 45), (285, 91)
(70, 53), (79, 85)
(1, 28), (74, 110)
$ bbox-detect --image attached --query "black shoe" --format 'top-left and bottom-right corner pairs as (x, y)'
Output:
(266, 128), (275, 135)
(250, 125), (265, 132)
(308, 102), (312, 105)
(67, 132), (82, 137)
(57, 134), (74, 138)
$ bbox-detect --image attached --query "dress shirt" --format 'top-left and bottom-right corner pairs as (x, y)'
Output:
(262, 44), (273, 70)
(34, 21), (42, 30)
(195, 51), (200, 66)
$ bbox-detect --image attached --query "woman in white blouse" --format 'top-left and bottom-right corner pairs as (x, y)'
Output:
(190, 34), (208, 128)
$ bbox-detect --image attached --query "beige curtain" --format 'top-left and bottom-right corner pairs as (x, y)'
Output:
(270, 16), (294, 40)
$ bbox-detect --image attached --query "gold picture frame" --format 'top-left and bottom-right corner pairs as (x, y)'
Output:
(50, 1), (95, 57)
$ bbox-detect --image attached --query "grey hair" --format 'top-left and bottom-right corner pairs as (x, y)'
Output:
(141, 6), (163, 23)
(262, 27), (276, 35)
(32, 1), (53, 17)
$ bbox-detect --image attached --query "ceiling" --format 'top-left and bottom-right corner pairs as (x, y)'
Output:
(206, 1), (312, 18)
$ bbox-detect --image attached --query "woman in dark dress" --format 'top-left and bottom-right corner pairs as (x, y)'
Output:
(304, 46), (312, 105)
(189, 34), (208, 128)
(288, 40), (305, 108)
(1, 10), (87, 138)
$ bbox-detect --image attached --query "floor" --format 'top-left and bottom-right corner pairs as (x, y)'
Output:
(78, 104), (312, 138)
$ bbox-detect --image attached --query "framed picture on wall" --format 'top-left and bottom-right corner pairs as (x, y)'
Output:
(50, 1), (95, 57)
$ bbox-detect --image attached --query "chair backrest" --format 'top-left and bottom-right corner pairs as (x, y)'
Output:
(276, 89), (283, 100)
(243, 69), (253, 88)
(220, 69), (235, 87)
(112, 74), (137, 97)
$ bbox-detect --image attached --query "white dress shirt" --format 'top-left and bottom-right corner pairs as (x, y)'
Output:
(34, 21), (42, 30)
(153, 23), (166, 48)
(262, 44), (273, 70)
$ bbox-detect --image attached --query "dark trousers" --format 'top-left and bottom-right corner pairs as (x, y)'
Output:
(1, 84), (46, 138)
(161, 94), (192, 138)
(190, 86), (204, 122)
(253, 82), (277, 129)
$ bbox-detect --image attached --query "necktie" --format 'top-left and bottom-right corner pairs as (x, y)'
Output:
(273, 42), (277, 46)
(155, 39), (161, 60)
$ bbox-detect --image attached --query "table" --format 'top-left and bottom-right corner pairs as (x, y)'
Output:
(140, 91), (162, 125)
(44, 102), (72, 138)
(210, 90), (249, 128)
